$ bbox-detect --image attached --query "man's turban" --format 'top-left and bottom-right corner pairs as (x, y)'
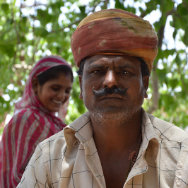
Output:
(71, 9), (158, 72)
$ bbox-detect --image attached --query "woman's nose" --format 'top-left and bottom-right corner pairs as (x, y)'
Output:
(103, 70), (117, 88)
(58, 91), (70, 103)
(57, 90), (65, 101)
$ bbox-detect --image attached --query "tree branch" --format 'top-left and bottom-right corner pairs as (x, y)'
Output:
(166, 8), (176, 16)
(20, 3), (47, 8)
(148, 15), (168, 113)
(179, 50), (188, 94)
(148, 64), (160, 113)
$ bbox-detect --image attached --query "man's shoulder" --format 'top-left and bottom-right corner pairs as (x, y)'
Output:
(37, 112), (90, 152)
(147, 113), (188, 144)
(39, 130), (66, 147)
(34, 130), (66, 159)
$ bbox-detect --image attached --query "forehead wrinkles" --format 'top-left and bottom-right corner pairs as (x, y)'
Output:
(86, 56), (137, 70)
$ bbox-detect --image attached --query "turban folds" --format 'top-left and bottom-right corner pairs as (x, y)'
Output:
(71, 9), (158, 72)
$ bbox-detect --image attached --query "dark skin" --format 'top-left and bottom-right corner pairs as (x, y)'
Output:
(79, 55), (149, 188)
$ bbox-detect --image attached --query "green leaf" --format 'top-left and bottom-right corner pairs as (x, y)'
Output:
(34, 27), (48, 37)
(177, 3), (188, 15)
(157, 69), (167, 83)
(115, 0), (125, 10)
(161, 0), (174, 13)
(37, 9), (53, 26)
(145, 0), (159, 13)
(182, 28), (188, 45)
(0, 42), (15, 57)
(1, 3), (9, 13)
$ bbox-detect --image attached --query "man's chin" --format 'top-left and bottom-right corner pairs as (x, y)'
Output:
(92, 106), (129, 114)
(90, 107), (141, 121)
(91, 111), (128, 121)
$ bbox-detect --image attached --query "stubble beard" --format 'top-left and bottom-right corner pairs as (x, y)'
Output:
(89, 105), (142, 123)
(84, 92), (144, 124)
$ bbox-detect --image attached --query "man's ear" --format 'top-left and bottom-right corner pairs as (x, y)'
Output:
(78, 75), (83, 99)
(32, 78), (39, 95)
(143, 76), (149, 98)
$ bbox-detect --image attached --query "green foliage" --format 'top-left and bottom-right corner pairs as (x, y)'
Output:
(0, 127), (3, 135)
(1, 3), (9, 13)
(0, 0), (188, 132)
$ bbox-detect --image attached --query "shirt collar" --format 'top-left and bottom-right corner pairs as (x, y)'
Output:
(64, 112), (92, 147)
(64, 110), (160, 157)
(136, 111), (160, 163)
(141, 111), (160, 151)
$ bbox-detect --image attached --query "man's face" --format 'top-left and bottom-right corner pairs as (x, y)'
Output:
(79, 55), (149, 119)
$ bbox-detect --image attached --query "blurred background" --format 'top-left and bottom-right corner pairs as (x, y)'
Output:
(0, 0), (188, 135)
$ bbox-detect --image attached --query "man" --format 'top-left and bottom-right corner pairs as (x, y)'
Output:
(17, 9), (188, 188)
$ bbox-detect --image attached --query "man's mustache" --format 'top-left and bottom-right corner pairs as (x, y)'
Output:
(93, 87), (127, 97)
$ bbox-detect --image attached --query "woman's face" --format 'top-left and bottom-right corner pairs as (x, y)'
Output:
(35, 74), (72, 113)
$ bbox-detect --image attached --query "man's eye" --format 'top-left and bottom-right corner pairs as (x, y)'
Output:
(91, 70), (101, 74)
(121, 70), (129, 75)
(93, 70), (100, 74)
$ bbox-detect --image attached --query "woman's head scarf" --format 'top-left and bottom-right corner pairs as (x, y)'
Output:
(0, 56), (72, 186)
(71, 9), (158, 72)
(15, 55), (72, 114)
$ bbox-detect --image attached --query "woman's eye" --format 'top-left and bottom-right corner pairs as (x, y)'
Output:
(52, 87), (59, 91)
(65, 89), (71, 94)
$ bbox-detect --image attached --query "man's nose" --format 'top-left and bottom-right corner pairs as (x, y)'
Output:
(103, 70), (117, 88)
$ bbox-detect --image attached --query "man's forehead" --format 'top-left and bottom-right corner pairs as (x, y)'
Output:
(84, 55), (141, 68)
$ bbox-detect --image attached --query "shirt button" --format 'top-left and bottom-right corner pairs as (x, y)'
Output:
(177, 162), (183, 169)
(176, 179), (181, 187)
(177, 171), (181, 177)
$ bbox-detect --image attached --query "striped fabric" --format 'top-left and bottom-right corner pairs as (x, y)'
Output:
(17, 111), (188, 188)
(0, 56), (71, 187)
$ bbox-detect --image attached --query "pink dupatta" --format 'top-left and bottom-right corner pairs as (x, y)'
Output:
(0, 56), (72, 187)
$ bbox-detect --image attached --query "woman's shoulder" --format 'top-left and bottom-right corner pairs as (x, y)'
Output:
(13, 108), (37, 119)
(16, 106), (49, 119)
(8, 108), (43, 127)
(1, 108), (40, 140)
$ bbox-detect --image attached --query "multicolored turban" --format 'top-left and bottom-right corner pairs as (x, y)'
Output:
(71, 9), (158, 72)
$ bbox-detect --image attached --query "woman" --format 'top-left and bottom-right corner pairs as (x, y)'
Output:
(0, 56), (73, 187)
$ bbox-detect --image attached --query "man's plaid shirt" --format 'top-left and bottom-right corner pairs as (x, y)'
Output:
(18, 111), (188, 188)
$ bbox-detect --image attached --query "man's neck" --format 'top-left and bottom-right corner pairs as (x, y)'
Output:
(90, 109), (143, 153)
(90, 109), (143, 187)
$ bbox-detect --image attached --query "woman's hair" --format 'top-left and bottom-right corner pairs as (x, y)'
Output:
(37, 65), (73, 86)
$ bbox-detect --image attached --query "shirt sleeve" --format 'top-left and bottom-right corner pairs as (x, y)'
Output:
(17, 143), (51, 188)
(174, 138), (188, 188)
